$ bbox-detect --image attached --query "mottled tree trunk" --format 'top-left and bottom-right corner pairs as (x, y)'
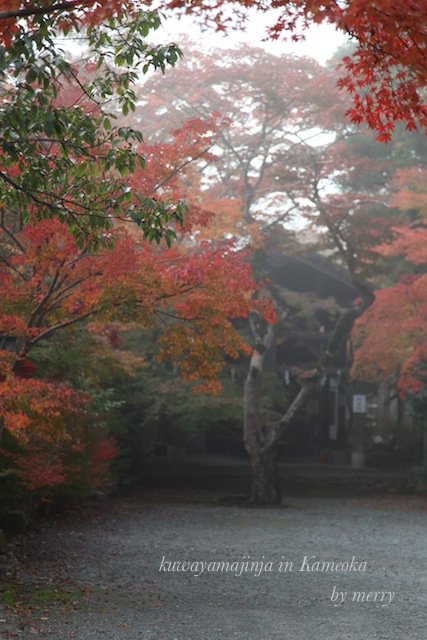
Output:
(243, 347), (281, 504)
(243, 348), (314, 505)
(243, 277), (375, 506)
(243, 319), (294, 505)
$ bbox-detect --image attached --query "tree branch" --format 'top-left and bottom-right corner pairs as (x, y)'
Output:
(0, 1), (93, 22)
(24, 310), (96, 354)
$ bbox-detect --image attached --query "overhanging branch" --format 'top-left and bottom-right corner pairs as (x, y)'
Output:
(0, 1), (93, 21)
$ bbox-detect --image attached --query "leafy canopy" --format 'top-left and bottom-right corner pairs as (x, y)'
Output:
(2, 2), (427, 149)
(151, 0), (427, 140)
(352, 164), (427, 397)
(0, 5), (184, 248)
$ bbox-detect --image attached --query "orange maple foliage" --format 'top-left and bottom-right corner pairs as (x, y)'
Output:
(390, 167), (427, 220)
(352, 275), (427, 397)
(0, 366), (90, 444)
(0, 218), (268, 377)
(0, 214), (273, 488)
(0, 108), (276, 494)
(0, 355), (92, 490)
(5, 446), (67, 491)
(352, 164), (427, 396)
(158, 242), (277, 392)
(129, 116), (220, 233)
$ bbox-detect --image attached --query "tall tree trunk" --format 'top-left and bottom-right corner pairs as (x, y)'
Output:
(243, 325), (281, 505)
(243, 344), (281, 504)
(243, 347), (315, 505)
(243, 279), (374, 506)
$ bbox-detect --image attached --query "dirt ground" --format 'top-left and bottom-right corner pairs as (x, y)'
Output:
(1, 487), (427, 639)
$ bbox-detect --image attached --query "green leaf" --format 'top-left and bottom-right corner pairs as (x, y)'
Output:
(0, 9), (185, 249)
(25, 67), (38, 84)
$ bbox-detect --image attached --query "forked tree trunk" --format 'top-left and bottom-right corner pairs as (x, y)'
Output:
(242, 320), (309, 505)
(243, 241), (376, 506)
(243, 345), (314, 505)
(243, 347), (281, 504)
(243, 301), (370, 505)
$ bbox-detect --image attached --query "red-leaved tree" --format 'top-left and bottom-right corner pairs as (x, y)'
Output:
(0, 119), (274, 494)
(352, 166), (427, 397)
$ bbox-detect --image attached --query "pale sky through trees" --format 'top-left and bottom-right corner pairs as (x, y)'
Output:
(158, 11), (348, 65)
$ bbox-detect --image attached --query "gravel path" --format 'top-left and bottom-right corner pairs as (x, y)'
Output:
(1, 489), (427, 639)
